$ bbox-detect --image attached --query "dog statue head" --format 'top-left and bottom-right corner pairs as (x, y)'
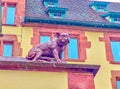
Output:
(56, 32), (70, 47)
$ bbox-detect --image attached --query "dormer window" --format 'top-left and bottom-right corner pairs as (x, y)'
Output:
(47, 7), (68, 19)
(102, 12), (120, 24)
(42, 0), (58, 7)
(97, 6), (105, 11)
(114, 18), (120, 24)
(48, 2), (55, 7)
(53, 13), (62, 18)
(89, 1), (109, 12)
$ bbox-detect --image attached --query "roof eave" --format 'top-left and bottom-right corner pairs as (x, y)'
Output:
(24, 16), (120, 30)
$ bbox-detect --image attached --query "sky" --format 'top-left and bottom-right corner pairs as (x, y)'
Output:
(91, 0), (120, 3)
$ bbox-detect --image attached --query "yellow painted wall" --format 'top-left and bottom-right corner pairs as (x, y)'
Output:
(2, 26), (120, 89)
(85, 31), (120, 89)
(0, 70), (68, 89)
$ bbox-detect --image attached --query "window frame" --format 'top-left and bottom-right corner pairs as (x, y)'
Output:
(2, 2), (16, 25)
(89, 2), (109, 12)
(6, 5), (16, 25)
(110, 40), (120, 62)
(39, 33), (52, 44)
(53, 13), (63, 19)
(47, 2), (56, 7)
(99, 33), (120, 64)
(114, 18), (120, 24)
(48, 12), (65, 19)
(90, 5), (108, 12)
(67, 34), (80, 60)
(3, 42), (13, 57)
(0, 35), (22, 56)
(42, 0), (58, 8)
(97, 6), (107, 12)
(111, 71), (120, 89)
(47, 7), (68, 19)
(2, 5), (4, 18)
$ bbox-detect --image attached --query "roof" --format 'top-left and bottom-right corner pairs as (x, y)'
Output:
(24, 0), (120, 29)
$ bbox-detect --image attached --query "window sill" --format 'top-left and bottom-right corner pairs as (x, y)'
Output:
(0, 56), (100, 77)
(111, 61), (120, 65)
(66, 59), (85, 62)
(2, 24), (17, 26)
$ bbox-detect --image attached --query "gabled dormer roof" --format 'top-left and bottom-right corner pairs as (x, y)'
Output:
(89, 1), (109, 7)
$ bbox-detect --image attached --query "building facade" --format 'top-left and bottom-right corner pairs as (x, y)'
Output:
(1, 0), (120, 89)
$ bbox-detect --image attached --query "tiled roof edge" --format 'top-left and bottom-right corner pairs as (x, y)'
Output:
(24, 16), (120, 30)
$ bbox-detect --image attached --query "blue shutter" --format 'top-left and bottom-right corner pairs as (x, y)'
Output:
(40, 36), (50, 44)
(6, 6), (15, 24)
(110, 41), (120, 62)
(68, 38), (78, 59)
(117, 80), (120, 89)
(3, 43), (13, 57)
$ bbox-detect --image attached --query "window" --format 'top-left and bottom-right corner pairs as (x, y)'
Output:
(49, 13), (65, 19)
(47, 7), (68, 19)
(111, 71), (120, 89)
(53, 13), (62, 18)
(102, 12), (120, 24)
(2, 6), (4, 17)
(97, 6), (107, 12)
(47, 2), (57, 7)
(99, 33), (120, 64)
(40, 36), (50, 43)
(0, 35), (22, 56)
(117, 80), (120, 89)
(62, 51), (65, 59)
(2, 3), (16, 25)
(68, 38), (78, 59)
(90, 5), (108, 12)
(6, 6), (15, 24)
(89, 1), (109, 12)
(114, 18), (120, 24)
(3, 43), (13, 57)
(44, 2), (58, 7)
(42, 0), (58, 7)
(110, 41), (120, 62)
(107, 17), (120, 24)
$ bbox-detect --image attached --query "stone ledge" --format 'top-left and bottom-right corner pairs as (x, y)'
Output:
(0, 57), (100, 77)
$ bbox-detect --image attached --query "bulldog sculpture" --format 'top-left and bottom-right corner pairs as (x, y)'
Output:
(26, 32), (70, 63)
